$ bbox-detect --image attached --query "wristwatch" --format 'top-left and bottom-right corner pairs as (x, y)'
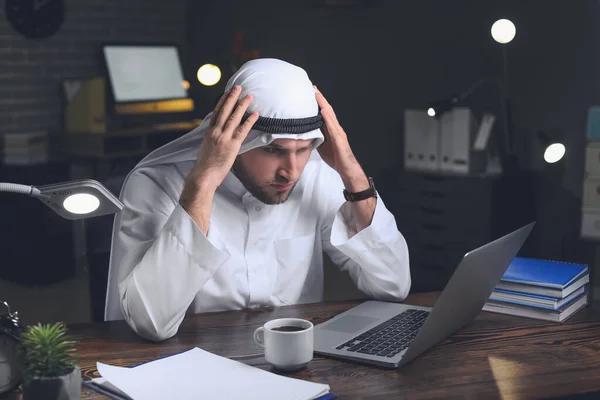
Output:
(343, 177), (378, 202)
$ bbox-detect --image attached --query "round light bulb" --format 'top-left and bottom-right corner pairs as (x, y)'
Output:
(63, 193), (100, 215)
(543, 143), (566, 164)
(197, 64), (221, 86)
(491, 19), (516, 44)
(427, 108), (436, 117)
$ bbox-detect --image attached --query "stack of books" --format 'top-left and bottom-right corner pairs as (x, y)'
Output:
(483, 257), (589, 322)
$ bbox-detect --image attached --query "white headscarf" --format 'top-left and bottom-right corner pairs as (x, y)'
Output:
(134, 58), (324, 170)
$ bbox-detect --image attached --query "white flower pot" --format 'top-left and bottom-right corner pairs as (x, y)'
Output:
(22, 366), (81, 400)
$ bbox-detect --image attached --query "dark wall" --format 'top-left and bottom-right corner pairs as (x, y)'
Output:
(0, 0), (188, 135)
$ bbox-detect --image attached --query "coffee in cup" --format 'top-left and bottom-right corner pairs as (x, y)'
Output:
(271, 326), (307, 332)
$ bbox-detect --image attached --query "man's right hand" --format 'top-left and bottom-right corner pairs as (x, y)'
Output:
(192, 85), (258, 191)
(180, 85), (258, 233)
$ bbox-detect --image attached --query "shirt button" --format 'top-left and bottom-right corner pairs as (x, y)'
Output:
(255, 206), (261, 212)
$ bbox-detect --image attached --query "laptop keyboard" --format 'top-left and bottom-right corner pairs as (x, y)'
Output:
(335, 309), (430, 358)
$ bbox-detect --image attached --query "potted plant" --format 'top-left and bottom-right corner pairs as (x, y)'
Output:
(20, 322), (81, 400)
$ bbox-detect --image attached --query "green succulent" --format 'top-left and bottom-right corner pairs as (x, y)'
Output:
(20, 322), (78, 380)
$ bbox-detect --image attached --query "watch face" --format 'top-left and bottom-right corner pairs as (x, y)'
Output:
(0, 335), (23, 394)
(5, 0), (65, 39)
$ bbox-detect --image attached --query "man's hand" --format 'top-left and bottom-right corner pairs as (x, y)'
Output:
(188, 85), (258, 192)
(314, 86), (376, 232)
(180, 85), (258, 233)
(314, 86), (369, 192)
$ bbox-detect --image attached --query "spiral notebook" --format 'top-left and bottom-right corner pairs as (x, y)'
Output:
(83, 347), (335, 400)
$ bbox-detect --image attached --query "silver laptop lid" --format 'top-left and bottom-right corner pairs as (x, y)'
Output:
(398, 221), (535, 366)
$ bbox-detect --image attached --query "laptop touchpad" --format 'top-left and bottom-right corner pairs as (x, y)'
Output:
(322, 315), (380, 334)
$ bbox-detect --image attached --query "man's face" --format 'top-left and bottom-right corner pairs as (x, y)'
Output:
(232, 138), (315, 205)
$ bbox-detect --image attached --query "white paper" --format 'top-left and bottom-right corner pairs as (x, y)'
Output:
(96, 347), (329, 400)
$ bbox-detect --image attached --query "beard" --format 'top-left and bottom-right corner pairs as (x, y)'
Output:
(232, 159), (297, 205)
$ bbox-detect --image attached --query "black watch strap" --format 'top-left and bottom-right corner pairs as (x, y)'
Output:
(343, 177), (377, 202)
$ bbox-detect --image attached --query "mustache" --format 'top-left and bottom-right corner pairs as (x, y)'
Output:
(272, 176), (295, 185)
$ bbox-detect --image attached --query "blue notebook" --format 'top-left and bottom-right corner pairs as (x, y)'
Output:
(490, 285), (587, 310)
(500, 257), (588, 289)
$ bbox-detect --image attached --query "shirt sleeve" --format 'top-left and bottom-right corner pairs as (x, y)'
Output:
(108, 168), (230, 341)
(318, 164), (411, 301)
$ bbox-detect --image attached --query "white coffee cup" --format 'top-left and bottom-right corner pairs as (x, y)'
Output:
(253, 318), (314, 371)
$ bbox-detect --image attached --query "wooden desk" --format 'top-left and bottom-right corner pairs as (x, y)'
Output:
(66, 292), (600, 399)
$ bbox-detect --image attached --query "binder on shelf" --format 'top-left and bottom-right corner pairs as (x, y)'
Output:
(440, 107), (479, 174)
(404, 110), (439, 172)
(403, 108), (493, 175)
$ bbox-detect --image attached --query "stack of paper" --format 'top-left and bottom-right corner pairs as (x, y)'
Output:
(84, 347), (332, 400)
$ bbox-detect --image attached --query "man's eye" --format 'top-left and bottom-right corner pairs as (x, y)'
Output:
(264, 147), (278, 154)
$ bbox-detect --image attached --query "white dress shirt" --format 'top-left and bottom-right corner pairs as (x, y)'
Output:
(106, 156), (411, 341)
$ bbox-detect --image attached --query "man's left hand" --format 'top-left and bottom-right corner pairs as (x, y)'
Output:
(315, 86), (370, 192)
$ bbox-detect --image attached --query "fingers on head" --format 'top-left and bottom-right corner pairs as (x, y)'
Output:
(224, 93), (254, 133)
(215, 85), (243, 127)
(233, 111), (259, 140)
(211, 88), (234, 126)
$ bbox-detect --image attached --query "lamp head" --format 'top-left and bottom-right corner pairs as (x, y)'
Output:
(426, 95), (460, 118)
(535, 130), (565, 165)
(491, 19), (516, 44)
(543, 143), (566, 164)
(35, 179), (123, 220)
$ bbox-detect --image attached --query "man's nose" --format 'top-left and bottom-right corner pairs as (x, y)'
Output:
(279, 154), (299, 182)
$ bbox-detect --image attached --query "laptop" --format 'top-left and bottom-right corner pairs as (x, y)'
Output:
(314, 221), (535, 369)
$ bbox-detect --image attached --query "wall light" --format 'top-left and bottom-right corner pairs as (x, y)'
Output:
(544, 143), (566, 164)
(491, 19), (516, 44)
(197, 64), (222, 86)
(536, 130), (566, 165)
(0, 179), (124, 220)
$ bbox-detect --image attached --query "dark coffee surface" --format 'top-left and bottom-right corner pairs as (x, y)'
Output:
(272, 325), (306, 332)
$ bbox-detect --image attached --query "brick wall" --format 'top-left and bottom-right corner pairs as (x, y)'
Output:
(0, 0), (187, 135)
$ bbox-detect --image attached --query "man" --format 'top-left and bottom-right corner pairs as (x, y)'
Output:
(105, 58), (411, 341)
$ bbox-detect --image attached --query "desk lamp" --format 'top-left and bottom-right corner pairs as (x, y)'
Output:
(0, 179), (124, 220)
(426, 18), (518, 173)
(536, 130), (566, 164)
(491, 18), (516, 158)
(544, 143), (566, 164)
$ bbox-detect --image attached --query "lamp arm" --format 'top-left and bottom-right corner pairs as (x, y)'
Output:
(0, 183), (41, 197)
(457, 76), (512, 160)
